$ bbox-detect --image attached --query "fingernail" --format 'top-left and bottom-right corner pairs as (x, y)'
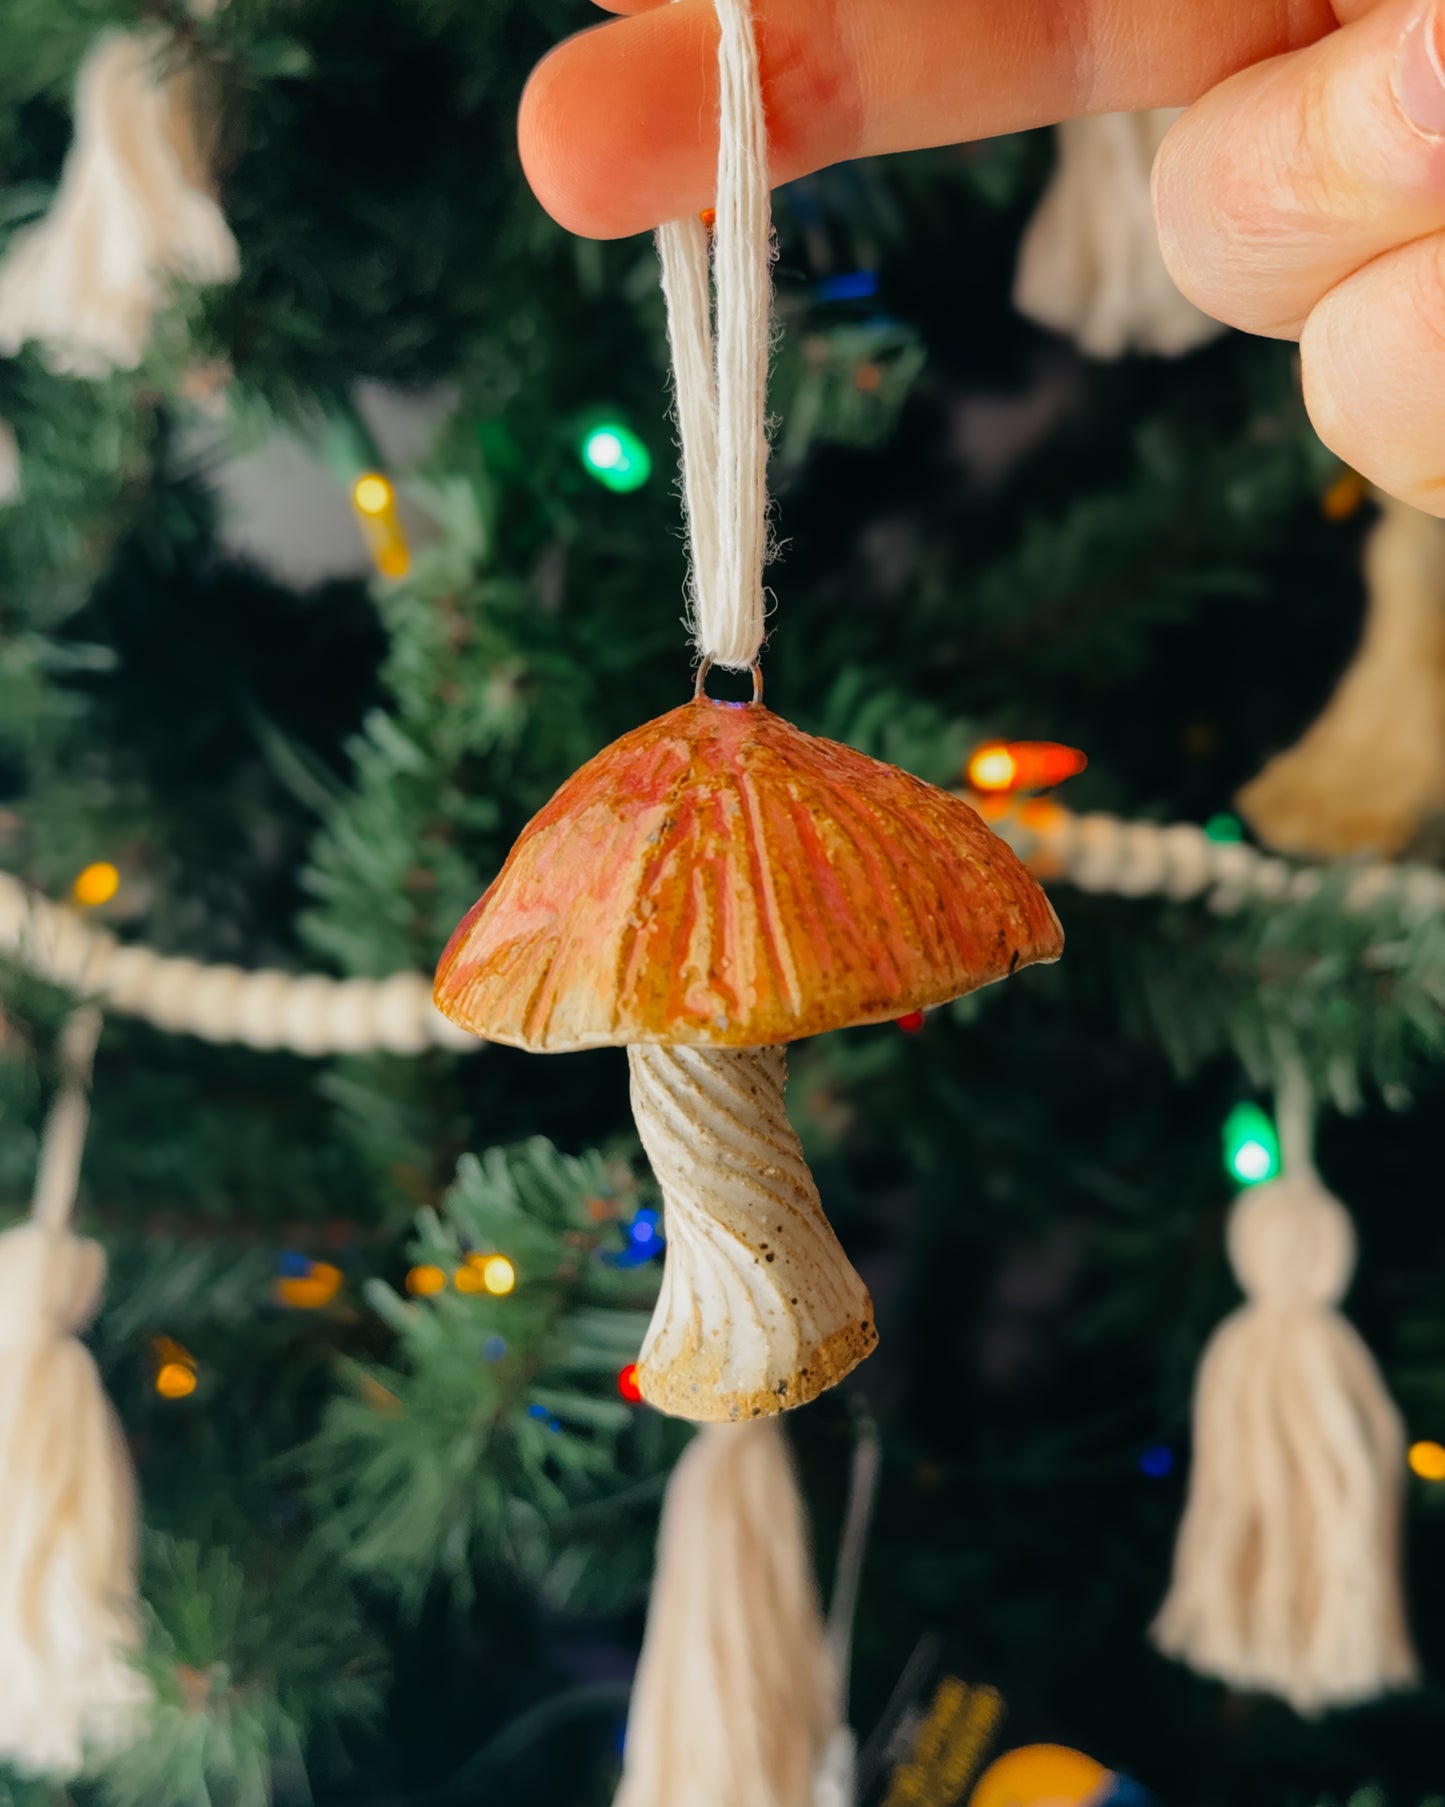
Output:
(1396, 4), (1445, 136)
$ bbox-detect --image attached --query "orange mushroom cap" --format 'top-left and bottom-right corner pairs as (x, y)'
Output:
(435, 699), (1063, 1052)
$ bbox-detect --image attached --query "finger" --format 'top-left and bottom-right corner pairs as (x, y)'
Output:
(519, 0), (1342, 239)
(1301, 227), (1445, 512)
(1155, 0), (1445, 339)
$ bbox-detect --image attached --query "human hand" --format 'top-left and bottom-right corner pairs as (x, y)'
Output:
(520, 1), (1445, 514)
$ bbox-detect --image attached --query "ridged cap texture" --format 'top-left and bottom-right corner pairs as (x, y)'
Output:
(435, 700), (1063, 1051)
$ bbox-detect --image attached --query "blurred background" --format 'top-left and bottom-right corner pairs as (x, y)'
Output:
(0, 6), (1442, 1806)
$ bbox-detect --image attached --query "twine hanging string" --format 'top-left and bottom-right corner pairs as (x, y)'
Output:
(1274, 1059), (1317, 1179)
(30, 1005), (102, 1235)
(656, 0), (772, 673)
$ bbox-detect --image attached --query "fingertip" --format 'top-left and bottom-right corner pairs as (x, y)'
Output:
(519, 10), (719, 240)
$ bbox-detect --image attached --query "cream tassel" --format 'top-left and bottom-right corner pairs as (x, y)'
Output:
(628, 1045), (876, 1422)
(615, 1419), (844, 1807)
(0, 1007), (149, 1776)
(0, 30), (238, 377)
(1013, 111), (1223, 359)
(1151, 1073), (1417, 1713)
(1237, 497), (1445, 858)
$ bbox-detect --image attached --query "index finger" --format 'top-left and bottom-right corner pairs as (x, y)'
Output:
(519, 0), (1345, 239)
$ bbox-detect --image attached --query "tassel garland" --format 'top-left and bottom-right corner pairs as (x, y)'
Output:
(0, 30), (238, 377)
(1152, 1076), (1417, 1713)
(615, 1420), (843, 1807)
(0, 1008), (149, 1776)
(1237, 496), (1445, 858)
(1014, 111), (1224, 360)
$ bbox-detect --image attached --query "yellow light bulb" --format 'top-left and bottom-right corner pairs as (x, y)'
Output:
(967, 745), (1019, 792)
(72, 861), (120, 907)
(481, 1254), (516, 1297)
(454, 1262), (487, 1294)
(352, 473), (393, 517)
(406, 1263), (446, 1297)
(1408, 1440), (1445, 1481)
(156, 1360), (197, 1400)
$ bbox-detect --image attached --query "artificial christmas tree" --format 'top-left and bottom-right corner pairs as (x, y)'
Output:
(0, 3), (1442, 1805)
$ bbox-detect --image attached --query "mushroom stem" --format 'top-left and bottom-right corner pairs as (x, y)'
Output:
(628, 1044), (876, 1421)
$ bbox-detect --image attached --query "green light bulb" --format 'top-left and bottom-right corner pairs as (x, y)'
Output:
(1222, 1102), (1280, 1187)
(1204, 813), (1245, 844)
(581, 422), (652, 493)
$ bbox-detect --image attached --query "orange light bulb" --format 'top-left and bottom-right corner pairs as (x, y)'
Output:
(274, 1260), (343, 1310)
(72, 861), (121, 907)
(156, 1361), (197, 1400)
(1409, 1440), (1445, 1481)
(968, 740), (1087, 794)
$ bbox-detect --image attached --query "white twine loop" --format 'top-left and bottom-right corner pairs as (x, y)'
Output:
(657, 0), (772, 672)
(31, 1006), (102, 1236)
(1274, 1060), (1316, 1180)
(1226, 1063), (1356, 1309)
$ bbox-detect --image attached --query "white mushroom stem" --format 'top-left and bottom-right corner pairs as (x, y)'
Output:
(628, 1044), (876, 1422)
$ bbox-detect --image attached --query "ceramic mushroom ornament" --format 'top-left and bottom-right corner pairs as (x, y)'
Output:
(434, 0), (1063, 1421)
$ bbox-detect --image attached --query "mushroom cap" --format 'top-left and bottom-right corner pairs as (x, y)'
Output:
(435, 699), (1063, 1052)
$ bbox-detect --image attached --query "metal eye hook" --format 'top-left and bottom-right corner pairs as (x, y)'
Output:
(693, 657), (764, 704)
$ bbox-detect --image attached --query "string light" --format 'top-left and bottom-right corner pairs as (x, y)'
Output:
(969, 744), (1018, 791)
(72, 861), (120, 907)
(483, 1335), (507, 1362)
(626, 1209), (658, 1252)
(617, 1361), (642, 1403)
(897, 1010), (925, 1034)
(153, 1336), (198, 1399)
(1204, 813), (1244, 844)
(816, 270), (879, 303)
(1138, 1444), (1173, 1478)
(480, 1254), (515, 1295)
(352, 474), (391, 516)
(609, 1207), (665, 1269)
(1223, 1102), (1280, 1187)
(274, 1259), (343, 1310)
(405, 1264), (446, 1297)
(580, 421), (652, 494)
(156, 1362), (197, 1399)
(1408, 1440), (1445, 1481)
(967, 740), (1087, 794)
(349, 471), (410, 578)
(455, 1252), (516, 1296)
(1322, 468), (1368, 521)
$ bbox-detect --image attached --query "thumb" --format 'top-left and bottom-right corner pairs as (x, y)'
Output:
(1154, 0), (1445, 337)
